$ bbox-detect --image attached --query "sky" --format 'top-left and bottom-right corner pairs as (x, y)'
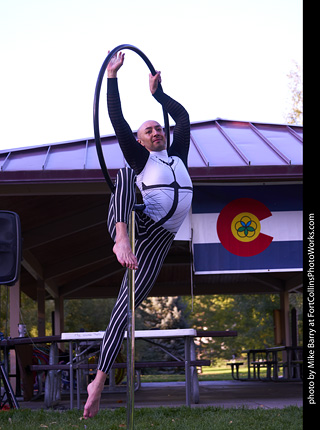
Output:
(0, 0), (303, 151)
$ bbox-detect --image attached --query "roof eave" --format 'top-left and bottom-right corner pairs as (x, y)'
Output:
(190, 165), (303, 182)
(0, 165), (303, 185)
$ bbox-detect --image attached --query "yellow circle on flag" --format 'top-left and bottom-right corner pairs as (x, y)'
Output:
(231, 212), (261, 243)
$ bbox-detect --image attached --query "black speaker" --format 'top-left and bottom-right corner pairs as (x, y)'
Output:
(0, 211), (22, 286)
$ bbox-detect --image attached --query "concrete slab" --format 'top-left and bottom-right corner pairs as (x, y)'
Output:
(19, 380), (303, 411)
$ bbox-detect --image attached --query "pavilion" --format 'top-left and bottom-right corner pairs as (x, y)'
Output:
(0, 118), (303, 347)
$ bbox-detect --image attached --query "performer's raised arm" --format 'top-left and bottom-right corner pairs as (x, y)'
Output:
(149, 71), (190, 167)
(107, 52), (149, 173)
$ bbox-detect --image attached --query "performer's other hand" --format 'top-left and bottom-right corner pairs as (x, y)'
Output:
(107, 51), (125, 78)
(149, 71), (161, 94)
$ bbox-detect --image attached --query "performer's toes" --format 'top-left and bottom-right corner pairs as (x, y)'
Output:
(113, 241), (138, 270)
(83, 381), (101, 419)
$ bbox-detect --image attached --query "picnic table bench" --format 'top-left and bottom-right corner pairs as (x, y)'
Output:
(226, 362), (244, 380)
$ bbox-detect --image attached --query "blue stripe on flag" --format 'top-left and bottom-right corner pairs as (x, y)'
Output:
(193, 241), (303, 273)
(192, 184), (303, 214)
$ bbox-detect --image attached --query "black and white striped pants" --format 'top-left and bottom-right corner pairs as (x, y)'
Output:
(97, 167), (175, 373)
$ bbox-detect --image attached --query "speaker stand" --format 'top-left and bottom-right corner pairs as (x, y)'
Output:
(0, 362), (19, 409)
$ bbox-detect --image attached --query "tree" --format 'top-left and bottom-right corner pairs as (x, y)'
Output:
(135, 296), (190, 372)
(286, 61), (303, 125)
(137, 296), (189, 331)
(64, 298), (116, 333)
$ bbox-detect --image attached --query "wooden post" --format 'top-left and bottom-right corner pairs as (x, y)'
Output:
(9, 280), (20, 390)
(54, 296), (65, 351)
(37, 279), (46, 337)
(280, 291), (290, 378)
(54, 296), (64, 335)
(280, 291), (290, 346)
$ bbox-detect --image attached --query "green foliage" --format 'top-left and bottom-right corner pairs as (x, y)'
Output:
(183, 294), (281, 363)
(135, 297), (190, 372)
(183, 292), (302, 364)
(0, 288), (55, 337)
(136, 296), (189, 331)
(0, 287), (117, 337)
(64, 298), (116, 333)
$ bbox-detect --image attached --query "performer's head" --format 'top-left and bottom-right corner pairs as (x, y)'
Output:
(137, 120), (166, 152)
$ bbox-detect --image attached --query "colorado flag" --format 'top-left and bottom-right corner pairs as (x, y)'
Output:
(192, 184), (302, 274)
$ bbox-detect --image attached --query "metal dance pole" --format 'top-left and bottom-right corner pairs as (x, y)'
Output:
(127, 209), (136, 429)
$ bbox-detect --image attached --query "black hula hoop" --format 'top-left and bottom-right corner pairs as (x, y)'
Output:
(93, 44), (170, 194)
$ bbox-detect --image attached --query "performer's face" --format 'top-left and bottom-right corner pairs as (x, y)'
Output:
(137, 120), (167, 152)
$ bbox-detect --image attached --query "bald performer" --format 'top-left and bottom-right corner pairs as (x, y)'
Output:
(84, 52), (192, 418)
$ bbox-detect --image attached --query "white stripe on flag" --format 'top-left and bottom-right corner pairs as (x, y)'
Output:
(192, 211), (302, 244)
(260, 211), (302, 241)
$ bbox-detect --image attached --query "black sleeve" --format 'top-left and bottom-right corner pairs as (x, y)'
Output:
(152, 87), (190, 168)
(107, 78), (149, 174)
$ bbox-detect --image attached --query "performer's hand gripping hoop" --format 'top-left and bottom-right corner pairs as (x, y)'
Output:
(93, 44), (170, 193)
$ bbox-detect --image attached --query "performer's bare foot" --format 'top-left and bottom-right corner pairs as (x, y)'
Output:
(83, 371), (106, 419)
(113, 222), (138, 270)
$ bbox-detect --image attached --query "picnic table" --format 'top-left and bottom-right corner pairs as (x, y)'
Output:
(1, 329), (237, 408)
(265, 346), (303, 380)
(228, 346), (303, 381)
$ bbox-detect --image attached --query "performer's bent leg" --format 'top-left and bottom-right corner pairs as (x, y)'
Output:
(108, 167), (138, 270)
(107, 167), (137, 241)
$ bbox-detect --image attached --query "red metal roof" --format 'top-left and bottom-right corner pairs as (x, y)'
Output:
(0, 119), (303, 184)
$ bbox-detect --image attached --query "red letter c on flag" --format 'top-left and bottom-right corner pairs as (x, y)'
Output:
(216, 198), (273, 257)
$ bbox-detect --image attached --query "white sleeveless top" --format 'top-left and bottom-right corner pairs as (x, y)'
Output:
(136, 150), (193, 234)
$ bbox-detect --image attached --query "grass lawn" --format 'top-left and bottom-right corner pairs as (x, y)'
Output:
(141, 364), (253, 383)
(0, 364), (302, 429)
(0, 406), (303, 430)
